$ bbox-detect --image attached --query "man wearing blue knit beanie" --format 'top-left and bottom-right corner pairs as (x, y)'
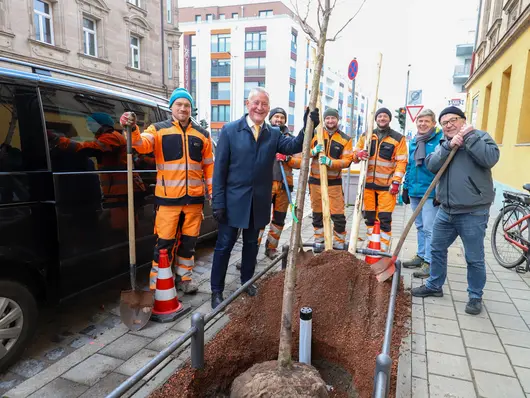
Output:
(121, 87), (214, 296)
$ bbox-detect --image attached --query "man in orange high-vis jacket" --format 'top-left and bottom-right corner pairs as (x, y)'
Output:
(309, 107), (354, 252)
(353, 107), (408, 252)
(120, 88), (214, 294)
(257, 107), (304, 259)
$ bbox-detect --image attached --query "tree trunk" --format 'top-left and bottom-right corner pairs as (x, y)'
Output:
(277, 10), (329, 369)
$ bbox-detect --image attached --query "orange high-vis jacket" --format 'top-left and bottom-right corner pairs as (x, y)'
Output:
(309, 129), (354, 185)
(354, 128), (408, 190)
(131, 119), (214, 206)
(272, 128), (302, 189)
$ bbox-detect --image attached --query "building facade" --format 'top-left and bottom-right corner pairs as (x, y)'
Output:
(0, 0), (181, 97)
(466, 0), (530, 190)
(178, 0), (365, 140)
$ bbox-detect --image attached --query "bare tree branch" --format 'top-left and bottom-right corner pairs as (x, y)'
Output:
(331, 0), (338, 11)
(291, 0), (319, 42)
(316, 0), (323, 32)
(327, 0), (368, 42)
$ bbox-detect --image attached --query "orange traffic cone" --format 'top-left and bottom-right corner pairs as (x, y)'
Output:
(151, 249), (191, 323)
(365, 221), (382, 265)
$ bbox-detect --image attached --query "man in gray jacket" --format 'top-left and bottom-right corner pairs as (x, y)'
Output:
(411, 106), (500, 315)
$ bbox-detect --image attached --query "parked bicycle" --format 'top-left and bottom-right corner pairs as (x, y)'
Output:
(491, 184), (530, 273)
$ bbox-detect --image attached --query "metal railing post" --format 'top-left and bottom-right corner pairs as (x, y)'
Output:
(282, 245), (289, 270)
(191, 312), (205, 369)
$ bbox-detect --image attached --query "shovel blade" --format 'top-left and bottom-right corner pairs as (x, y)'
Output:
(120, 290), (154, 331)
(370, 257), (396, 282)
(296, 247), (314, 266)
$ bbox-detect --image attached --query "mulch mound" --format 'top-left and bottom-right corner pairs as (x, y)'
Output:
(151, 251), (410, 398)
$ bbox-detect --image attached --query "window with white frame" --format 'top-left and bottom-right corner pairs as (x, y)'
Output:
(83, 17), (97, 56)
(34, 0), (54, 45)
(219, 14), (225, 20)
(232, 13), (238, 19)
(258, 10), (273, 17)
(206, 14), (214, 21)
(130, 35), (140, 69)
(195, 15), (202, 22)
(168, 47), (173, 78)
(166, 0), (172, 23)
(128, 0), (141, 7)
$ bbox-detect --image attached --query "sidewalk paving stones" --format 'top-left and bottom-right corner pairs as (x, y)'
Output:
(428, 374), (476, 398)
(62, 354), (124, 386)
(427, 351), (471, 380)
(462, 329), (504, 353)
(467, 348), (515, 376)
(474, 371), (526, 398)
(489, 313), (529, 332)
(426, 332), (466, 356)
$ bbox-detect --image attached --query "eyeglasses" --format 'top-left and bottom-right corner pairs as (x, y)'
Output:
(441, 117), (461, 127)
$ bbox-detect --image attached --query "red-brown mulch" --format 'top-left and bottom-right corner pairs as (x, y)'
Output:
(150, 251), (410, 398)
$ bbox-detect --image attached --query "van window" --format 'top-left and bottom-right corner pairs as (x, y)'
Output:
(38, 88), (158, 172)
(0, 84), (47, 172)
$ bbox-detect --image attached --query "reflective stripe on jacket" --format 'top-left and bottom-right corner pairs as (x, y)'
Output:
(309, 129), (353, 185)
(355, 128), (408, 190)
(132, 119), (214, 206)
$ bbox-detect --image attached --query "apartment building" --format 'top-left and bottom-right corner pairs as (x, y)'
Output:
(465, 0), (530, 190)
(178, 0), (363, 139)
(0, 0), (180, 97)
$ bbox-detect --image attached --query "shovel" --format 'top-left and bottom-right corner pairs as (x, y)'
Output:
(278, 161), (313, 265)
(372, 146), (458, 282)
(120, 122), (154, 331)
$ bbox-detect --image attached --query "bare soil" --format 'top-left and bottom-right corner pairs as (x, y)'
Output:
(151, 251), (410, 398)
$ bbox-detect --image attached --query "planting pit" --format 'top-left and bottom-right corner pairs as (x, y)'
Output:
(151, 251), (409, 398)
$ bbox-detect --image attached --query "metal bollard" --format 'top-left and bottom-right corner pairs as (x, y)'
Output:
(372, 353), (392, 398)
(191, 312), (205, 369)
(282, 245), (289, 270)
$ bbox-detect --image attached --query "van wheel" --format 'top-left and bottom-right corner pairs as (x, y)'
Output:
(0, 280), (38, 373)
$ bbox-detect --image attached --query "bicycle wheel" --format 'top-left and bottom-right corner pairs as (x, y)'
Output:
(491, 204), (529, 268)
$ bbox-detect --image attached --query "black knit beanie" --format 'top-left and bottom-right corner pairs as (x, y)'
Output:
(269, 107), (287, 120)
(375, 107), (392, 121)
(438, 106), (466, 123)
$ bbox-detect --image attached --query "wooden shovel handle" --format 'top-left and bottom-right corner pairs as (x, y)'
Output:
(126, 125), (136, 267)
(392, 146), (458, 260)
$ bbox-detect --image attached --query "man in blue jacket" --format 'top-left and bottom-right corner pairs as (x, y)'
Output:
(210, 87), (319, 309)
(411, 106), (500, 315)
(402, 109), (443, 278)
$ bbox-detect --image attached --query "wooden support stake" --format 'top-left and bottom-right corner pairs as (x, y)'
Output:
(348, 53), (383, 255)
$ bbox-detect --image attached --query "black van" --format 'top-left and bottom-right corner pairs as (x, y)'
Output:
(0, 61), (217, 371)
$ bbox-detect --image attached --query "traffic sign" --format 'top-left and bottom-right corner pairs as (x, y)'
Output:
(408, 90), (422, 105)
(348, 59), (358, 80)
(406, 105), (424, 123)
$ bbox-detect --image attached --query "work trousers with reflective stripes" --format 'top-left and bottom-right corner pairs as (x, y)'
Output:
(258, 181), (289, 249)
(363, 188), (396, 252)
(309, 183), (346, 248)
(150, 204), (203, 290)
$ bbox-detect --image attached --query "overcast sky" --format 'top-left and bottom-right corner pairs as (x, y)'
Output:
(181, 0), (479, 129)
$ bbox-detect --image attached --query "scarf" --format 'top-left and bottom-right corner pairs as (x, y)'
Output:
(414, 128), (436, 166)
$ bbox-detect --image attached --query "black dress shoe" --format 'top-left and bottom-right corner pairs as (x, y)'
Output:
(246, 284), (258, 297)
(211, 292), (224, 309)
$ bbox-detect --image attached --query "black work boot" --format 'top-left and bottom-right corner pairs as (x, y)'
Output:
(411, 285), (443, 298)
(313, 243), (324, 254)
(465, 298), (483, 315)
(211, 292), (224, 309)
(403, 254), (424, 268)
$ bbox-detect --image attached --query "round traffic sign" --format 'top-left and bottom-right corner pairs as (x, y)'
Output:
(348, 59), (358, 80)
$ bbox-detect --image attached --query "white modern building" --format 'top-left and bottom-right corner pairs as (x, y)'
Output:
(178, 0), (366, 140)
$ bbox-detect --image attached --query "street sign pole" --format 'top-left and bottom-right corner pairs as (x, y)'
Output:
(346, 58), (358, 207)
(350, 74), (356, 140)
(403, 64), (410, 134)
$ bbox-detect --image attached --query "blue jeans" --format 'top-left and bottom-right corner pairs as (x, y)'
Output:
(410, 197), (439, 264)
(210, 222), (260, 293)
(425, 208), (489, 298)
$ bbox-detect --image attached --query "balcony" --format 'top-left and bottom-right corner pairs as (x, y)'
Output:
(456, 43), (473, 57)
(453, 64), (471, 84)
(339, 92), (344, 101)
(245, 68), (266, 77)
(211, 43), (231, 53)
(290, 67), (296, 79)
(319, 82), (323, 92)
(325, 88), (334, 98)
(291, 42), (297, 53)
(289, 91), (295, 102)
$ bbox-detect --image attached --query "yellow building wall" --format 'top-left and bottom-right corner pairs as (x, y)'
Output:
(466, 28), (530, 190)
